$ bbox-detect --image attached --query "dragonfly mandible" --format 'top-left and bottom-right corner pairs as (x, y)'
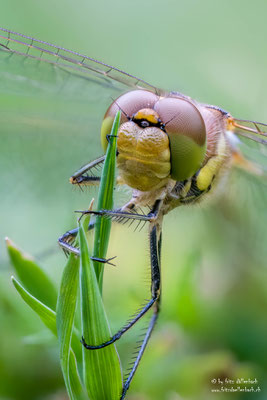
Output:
(1, 27), (267, 400)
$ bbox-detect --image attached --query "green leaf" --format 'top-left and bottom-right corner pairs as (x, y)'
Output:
(12, 276), (57, 335)
(11, 275), (81, 356)
(79, 220), (123, 400)
(93, 111), (120, 288)
(11, 276), (86, 399)
(6, 238), (57, 310)
(68, 350), (87, 400)
(56, 251), (86, 400)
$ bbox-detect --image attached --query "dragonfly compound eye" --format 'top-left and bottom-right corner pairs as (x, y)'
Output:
(101, 90), (159, 151)
(154, 97), (207, 181)
(101, 90), (207, 191)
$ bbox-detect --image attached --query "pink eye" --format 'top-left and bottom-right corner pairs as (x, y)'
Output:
(101, 91), (207, 182)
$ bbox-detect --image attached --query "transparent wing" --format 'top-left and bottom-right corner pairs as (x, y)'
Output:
(227, 117), (267, 176)
(0, 27), (161, 94)
(230, 117), (267, 145)
(1, 28), (153, 266)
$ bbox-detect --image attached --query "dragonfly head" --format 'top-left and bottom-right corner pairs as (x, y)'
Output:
(101, 90), (207, 191)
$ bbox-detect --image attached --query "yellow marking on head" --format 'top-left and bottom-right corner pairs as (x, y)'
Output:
(133, 109), (159, 124)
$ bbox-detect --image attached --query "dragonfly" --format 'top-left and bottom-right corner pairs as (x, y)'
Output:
(1, 27), (267, 400)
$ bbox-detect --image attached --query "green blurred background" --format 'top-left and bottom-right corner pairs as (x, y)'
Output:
(0, 1), (267, 399)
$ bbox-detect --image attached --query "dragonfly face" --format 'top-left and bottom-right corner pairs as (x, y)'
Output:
(101, 90), (207, 192)
(98, 88), (262, 217)
(1, 27), (267, 400)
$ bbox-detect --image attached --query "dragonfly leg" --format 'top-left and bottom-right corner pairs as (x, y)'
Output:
(81, 221), (162, 350)
(120, 306), (159, 400)
(120, 223), (162, 400)
(58, 227), (81, 256)
(58, 197), (162, 258)
(81, 221), (162, 399)
(69, 155), (105, 186)
(77, 198), (162, 224)
(58, 198), (161, 256)
(58, 221), (116, 265)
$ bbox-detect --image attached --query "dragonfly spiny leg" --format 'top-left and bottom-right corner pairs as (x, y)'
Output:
(120, 310), (159, 400)
(81, 297), (157, 350)
(81, 221), (162, 399)
(90, 255), (117, 267)
(76, 198), (162, 225)
(70, 155), (105, 186)
(58, 220), (115, 266)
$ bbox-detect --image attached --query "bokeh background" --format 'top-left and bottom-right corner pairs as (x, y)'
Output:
(0, 1), (267, 399)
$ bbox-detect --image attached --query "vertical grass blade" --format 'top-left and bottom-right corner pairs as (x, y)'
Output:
(93, 111), (120, 288)
(11, 276), (85, 399)
(57, 252), (86, 400)
(79, 220), (123, 400)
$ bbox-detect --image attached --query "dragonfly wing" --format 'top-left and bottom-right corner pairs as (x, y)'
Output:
(0, 35), (137, 264)
(228, 118), (267, 176)
(0, 27), (161, 94)
(231, 118), (267, 145)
